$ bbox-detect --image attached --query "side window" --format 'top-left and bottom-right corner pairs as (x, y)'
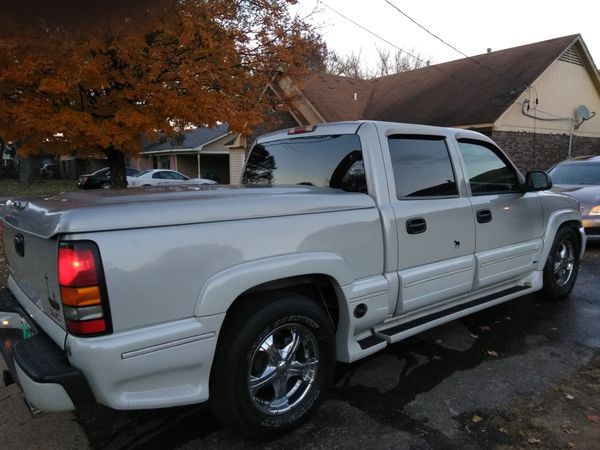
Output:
(388, 135), (458, 198)
(458, 140), (519, 195)
(152, 172), (164, 179)
(172, 172), (188, 180)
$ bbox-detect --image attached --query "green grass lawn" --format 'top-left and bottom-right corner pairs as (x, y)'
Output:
(0, 179), (78, 198)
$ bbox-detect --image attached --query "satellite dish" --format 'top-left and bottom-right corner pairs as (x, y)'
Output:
(576, 104), (592, 121)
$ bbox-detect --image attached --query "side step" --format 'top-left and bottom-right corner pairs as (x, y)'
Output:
(376, 285), (528, 344)
(357, 334), (387, 350)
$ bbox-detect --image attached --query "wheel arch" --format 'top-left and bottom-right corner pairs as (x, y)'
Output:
(538, 209), (585, 270)
(194, 252), (353, 321)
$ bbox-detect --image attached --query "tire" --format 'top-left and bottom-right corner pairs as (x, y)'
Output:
(100, 182), (111, 189)
(540, 226), (580, 301)
(210, 293), (336, 440)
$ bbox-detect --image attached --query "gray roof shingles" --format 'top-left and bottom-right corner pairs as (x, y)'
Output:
(300, 35), (580, 127)
(143, 123), (230, 152)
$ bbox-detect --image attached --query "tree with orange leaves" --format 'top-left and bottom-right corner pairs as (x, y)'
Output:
(0, 0), (325, 186)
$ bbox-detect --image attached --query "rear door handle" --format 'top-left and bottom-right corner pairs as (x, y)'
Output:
(406, 217), (427, 234)
(476, 209), (492, 224)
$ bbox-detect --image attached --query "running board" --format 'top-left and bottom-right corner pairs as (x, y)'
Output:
(357, 334), (387, 350)
(375, 285), (528, 344)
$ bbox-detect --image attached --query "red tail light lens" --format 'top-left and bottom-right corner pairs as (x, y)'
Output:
(58, 241), (111, 336)
(65, 319), (106, 335)
(58, 247), (98, 286)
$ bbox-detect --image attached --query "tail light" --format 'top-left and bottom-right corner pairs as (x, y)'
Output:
(58, 241), (112, 336)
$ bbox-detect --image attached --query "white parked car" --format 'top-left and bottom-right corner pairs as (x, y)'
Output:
(127, 169), (217, 187)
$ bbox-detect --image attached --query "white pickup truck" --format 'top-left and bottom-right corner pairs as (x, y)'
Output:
(0, 121), (585, 439)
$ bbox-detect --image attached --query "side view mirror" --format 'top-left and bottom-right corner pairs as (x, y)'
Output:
(525, 171), (552, 191)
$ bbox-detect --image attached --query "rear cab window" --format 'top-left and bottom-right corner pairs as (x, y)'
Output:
(243, 135), (367, 193)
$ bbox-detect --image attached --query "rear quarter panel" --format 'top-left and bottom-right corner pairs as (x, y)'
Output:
(71, 206), (384, 331)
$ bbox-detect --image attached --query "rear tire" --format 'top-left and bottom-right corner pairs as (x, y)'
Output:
(210, 293), (335, 440)
(540, 226), (580, 301)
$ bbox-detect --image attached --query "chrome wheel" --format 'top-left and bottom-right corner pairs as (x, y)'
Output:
(248, 323), (319, 415)
(553, 239), (575, 287)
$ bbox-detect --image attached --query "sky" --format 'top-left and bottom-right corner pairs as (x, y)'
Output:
(293, 0), (600, 71)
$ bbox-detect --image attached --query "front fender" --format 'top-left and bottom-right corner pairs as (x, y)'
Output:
(537, 209), (586, 270)
(194, 252), (354, 317)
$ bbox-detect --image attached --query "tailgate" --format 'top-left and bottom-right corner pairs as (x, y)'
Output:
(2, 222), (66, 331)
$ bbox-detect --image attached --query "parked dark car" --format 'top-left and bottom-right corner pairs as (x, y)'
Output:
(77, 167), (140, 189)
(40, 163), (60, 179)
(549, 155), (600, 241)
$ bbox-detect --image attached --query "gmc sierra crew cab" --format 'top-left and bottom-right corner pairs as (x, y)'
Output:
(0, 121), (585, 439)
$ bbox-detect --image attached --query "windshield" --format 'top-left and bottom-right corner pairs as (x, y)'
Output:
(549, 163), (600, 185)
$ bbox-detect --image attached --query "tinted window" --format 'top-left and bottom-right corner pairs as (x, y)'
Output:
(243, 135), (366, 192)
(93, 167), (110, 176)
(171, 172), (189, 180)
(152, 172), (164, 179)
(388, 135), (458, 198)
(458, 140), (519, 195)
(549, 163), (600, 185)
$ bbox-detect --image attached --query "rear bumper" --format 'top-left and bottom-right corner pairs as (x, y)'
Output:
(0, 287), (94, 411)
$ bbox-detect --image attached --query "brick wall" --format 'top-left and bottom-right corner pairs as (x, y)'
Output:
(491, 131), (600, 172)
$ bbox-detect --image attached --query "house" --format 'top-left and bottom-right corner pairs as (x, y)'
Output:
(277, 34), (600, 172)
(134, 123), (247, 184)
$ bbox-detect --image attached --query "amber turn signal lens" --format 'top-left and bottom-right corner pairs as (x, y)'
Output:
(60, 286), (102, 307)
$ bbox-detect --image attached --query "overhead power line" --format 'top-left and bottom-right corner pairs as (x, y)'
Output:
(317, 0), (474, 88)
(383, 0), (526, 87)
(318, 0), (427, 67)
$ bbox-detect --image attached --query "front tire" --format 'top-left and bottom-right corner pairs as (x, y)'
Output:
(540, 226), (580, 301)
(210, 293), (335, 440)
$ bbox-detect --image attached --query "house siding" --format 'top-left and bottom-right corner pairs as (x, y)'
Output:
(495, 56), (600, 139)
(492, 130), (600, 172)
(229, 148), (246, 185)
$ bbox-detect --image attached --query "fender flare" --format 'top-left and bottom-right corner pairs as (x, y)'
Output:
(194, 252), (354, 317)
(538, 209), (585, 270)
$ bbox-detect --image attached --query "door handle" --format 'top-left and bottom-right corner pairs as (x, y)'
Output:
(406, 217), (427, 234)
(476, 209), (492, 224)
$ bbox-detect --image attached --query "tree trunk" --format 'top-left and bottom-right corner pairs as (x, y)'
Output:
(18, 155), (34, 186)
(104, 147), (127, 188)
